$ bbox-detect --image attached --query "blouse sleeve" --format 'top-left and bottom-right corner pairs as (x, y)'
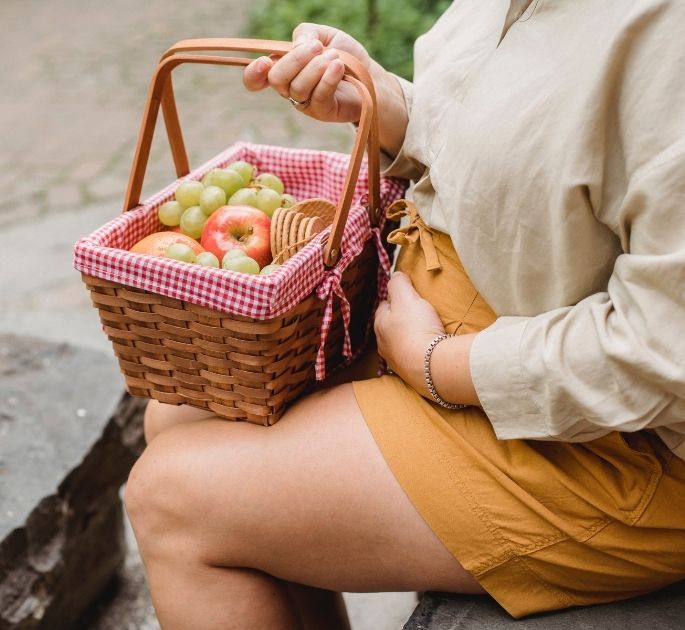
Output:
(379, 74), (426, 181)
(469, 1), (685, 444)
(469, 144), (685, 442)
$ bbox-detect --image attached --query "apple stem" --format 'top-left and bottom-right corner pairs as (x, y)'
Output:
(238, 226), (254, 243)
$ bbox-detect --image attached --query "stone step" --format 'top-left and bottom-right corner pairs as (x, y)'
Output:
(403, 579), (685, 628)
(0, 334), (418, 629)
(0, 334), (146, 630)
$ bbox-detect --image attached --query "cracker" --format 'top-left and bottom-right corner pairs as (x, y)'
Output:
(296, 214), (308, 247)
(306, 216), (324, 239)
(275, 207), (289, 257)
(290, 212), (304, 249)
(281, 210), (296, 261)
(270, 207), (282, 258)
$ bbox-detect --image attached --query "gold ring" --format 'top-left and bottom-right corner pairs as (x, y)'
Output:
(288, 96), (311, 109)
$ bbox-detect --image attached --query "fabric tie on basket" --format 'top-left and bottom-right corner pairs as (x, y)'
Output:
(315, 250), (355, 381)
(371, 224), (393, 302)
(359, 192), (394, 303)
(371, 223), (394, 377)
(386, 199), (442, 271)
(314, 210), (398, 381)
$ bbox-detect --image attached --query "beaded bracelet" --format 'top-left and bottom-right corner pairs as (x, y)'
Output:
(424, 334), (468, 410)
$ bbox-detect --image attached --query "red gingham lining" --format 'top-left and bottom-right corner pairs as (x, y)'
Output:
(74, 142), (406, 378)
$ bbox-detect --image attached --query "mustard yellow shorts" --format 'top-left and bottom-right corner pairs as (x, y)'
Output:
(352, 204), (685, 618)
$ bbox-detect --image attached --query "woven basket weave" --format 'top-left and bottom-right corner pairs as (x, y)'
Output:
(76, 39), (405, 425)
(82, 240), (381, 425)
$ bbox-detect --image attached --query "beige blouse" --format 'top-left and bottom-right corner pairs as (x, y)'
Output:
(384, 0), (685, 459)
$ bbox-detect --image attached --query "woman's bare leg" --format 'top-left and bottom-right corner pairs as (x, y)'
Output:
(143, 399), (352, 629)
(126, 385), (484, 629)
(143, 400), (214, 443)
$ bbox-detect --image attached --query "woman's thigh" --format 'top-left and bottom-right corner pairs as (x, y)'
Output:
(143, 399), (215, 442)
(127, 384), (484, 595)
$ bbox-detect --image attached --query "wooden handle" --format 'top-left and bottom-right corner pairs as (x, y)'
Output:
(123, 39), (381, 268)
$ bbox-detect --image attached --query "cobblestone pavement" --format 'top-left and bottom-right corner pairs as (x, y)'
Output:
(0, 0), (353, 351)
(0, 0), (352, 229)
(0, 1), (416, 628)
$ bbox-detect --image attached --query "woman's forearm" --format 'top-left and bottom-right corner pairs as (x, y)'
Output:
(368, 60), (409, 158)
(429, 333), (482, 407)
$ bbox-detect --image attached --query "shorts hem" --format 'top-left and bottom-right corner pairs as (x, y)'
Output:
(352, 377), (574, 618)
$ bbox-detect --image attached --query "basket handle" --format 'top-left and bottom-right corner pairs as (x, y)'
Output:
(159, 39), (381, 223)
(123, 39), (381, 268)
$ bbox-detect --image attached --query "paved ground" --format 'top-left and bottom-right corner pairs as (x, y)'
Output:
(0, 0), (352, 352)
(0, 1), (415, 628)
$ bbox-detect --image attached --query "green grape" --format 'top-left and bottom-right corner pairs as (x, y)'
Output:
(222, 253), (260, 274)
(255, 188), (281, 217)
(175, 180), (204, 209)
(179, 206), (207, 239)
(165, 243), (197, 263)
(223, 248), (247, 261)
(196, 252), (220, 268)
(211, 169), (243, 198)
(255, 173), (285, 195)
(227, 161), (256, 187)
(280, 193), (297, 209)
(199, 185), (227, 216)
(158, 200), (184, 226)
(201, 168), (221, 187)
(228, 187), (258, 207)
(259, 263), (282, 275)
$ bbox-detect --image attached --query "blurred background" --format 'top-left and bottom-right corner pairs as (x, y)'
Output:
(0, 1), (446, 628)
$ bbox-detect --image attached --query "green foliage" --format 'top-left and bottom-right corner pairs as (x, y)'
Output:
(247, 0), (451, 79)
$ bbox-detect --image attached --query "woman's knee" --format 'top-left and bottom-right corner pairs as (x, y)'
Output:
(125, 428), (202, 552)
(126, 421), (253, 559)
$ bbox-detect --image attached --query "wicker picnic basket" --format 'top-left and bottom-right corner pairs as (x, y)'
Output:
(74, 39), (406, 425)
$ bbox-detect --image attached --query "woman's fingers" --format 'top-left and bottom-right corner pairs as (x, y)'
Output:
(290, 49), (341, 104)
(310, 60), (345, 114)
(243, 56), (274, 92)
(242, 23), (368, 123)
(267, 39), (324, 98)
(373, 300), (390, 350)
(386, 271), (415, 303)
(292, 22), (338, 47)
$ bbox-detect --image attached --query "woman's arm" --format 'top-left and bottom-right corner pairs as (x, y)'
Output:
(374, 272), (481, 407)
(242, 23), (409, 158)
(375, 148), (685, 442)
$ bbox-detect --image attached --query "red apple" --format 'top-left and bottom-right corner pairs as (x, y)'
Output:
(201, 205), (272, 268)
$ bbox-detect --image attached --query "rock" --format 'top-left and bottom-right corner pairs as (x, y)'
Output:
(0, 334), (146, 630)
(75, 513), (160, 630)
(403, 582), (685, 630)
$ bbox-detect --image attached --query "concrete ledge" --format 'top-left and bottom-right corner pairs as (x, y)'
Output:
(404, 582), (685, 629)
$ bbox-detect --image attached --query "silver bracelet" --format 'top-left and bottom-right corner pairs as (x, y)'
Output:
(424, 334), (468, 410)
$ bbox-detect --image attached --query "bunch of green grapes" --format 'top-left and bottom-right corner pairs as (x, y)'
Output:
(164, 242), (281, 275)
(220, 248), (282, 276)
(163, 243), (221, 268)
(157, 160), (297, 240)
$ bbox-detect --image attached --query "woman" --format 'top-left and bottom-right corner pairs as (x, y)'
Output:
(125, 1), (685, 627)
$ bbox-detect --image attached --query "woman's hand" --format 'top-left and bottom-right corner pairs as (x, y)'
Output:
(243, 23), (370, 124)
(374, 272), (445, 396)
(375, 272), (482, 407)
(242, 22), (409, 157)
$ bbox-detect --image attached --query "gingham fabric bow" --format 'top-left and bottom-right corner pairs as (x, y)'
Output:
(313, 211), (396, 381)
(315, 247), (355, 381)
